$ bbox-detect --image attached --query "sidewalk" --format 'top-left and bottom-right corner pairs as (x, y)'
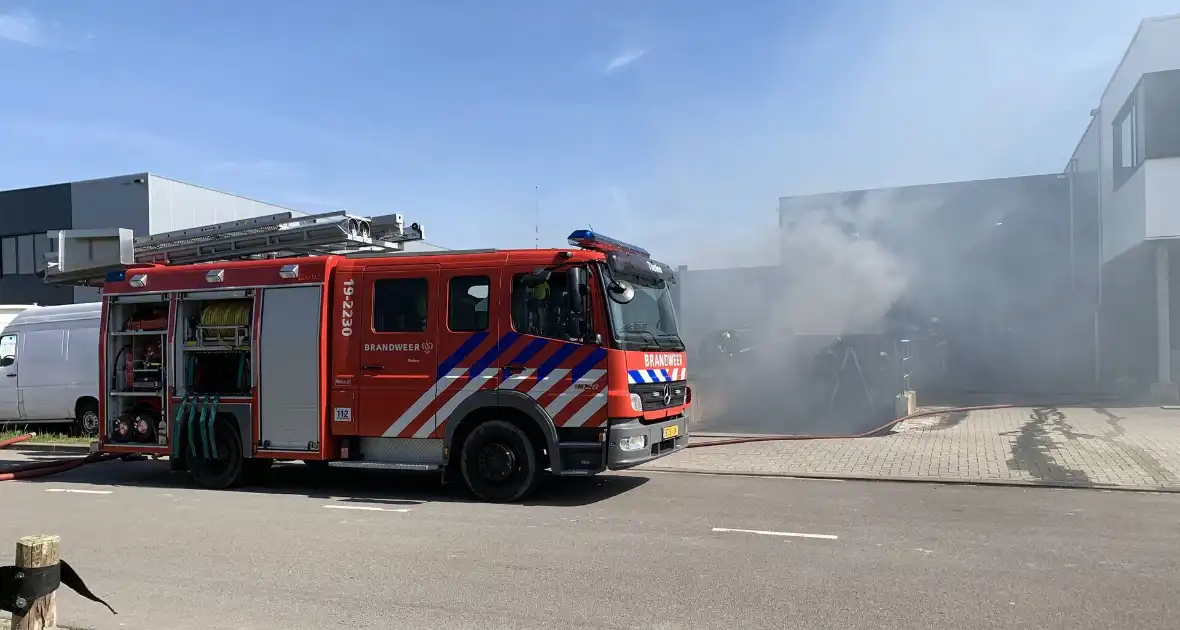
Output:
(642, 406), (1180, 491)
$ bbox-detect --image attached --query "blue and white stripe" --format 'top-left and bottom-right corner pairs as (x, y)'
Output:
(383, 331), (508, 438)
(627, 367), (687, 384)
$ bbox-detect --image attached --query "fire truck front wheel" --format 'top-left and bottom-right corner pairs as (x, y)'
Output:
(459, 420), (540, 503)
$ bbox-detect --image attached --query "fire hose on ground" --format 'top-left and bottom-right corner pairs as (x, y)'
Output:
(688, 403), (1018, 447)
(0, 434), (117, 481)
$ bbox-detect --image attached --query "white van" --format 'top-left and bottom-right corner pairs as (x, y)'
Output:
(0, 302), (101, 436)
(0, 304), (36, 332)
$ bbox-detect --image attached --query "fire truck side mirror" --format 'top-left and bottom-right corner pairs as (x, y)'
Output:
(564, 267), (590, 341)
(606, 280), (635, 305)
(565, 267), (586, 313)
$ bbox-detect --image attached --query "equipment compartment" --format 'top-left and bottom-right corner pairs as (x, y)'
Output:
(176, 295), (255, 398)
(105, 297), (170, 445)
(180, 298), (252, 351)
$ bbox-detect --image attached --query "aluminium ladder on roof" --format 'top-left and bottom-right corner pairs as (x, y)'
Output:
(40, 210), (425, 285)
(133, 210), (424, 266)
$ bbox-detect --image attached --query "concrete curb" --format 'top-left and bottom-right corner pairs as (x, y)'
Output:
(638, 466), (1180, 494)
(6, 442), (92, 454)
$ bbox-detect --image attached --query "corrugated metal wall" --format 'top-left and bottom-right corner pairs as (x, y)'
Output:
(147, 175), (304, 233)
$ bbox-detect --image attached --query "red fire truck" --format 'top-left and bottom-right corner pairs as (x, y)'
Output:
(41, 211), (689, 502)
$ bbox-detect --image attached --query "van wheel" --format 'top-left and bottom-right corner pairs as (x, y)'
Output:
(189, 416), (247, 490)
(72, 399), (99, 438)
(459, 420), (540, 503)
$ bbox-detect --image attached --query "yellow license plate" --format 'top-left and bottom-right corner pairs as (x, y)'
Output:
(663, 425), (680, 440)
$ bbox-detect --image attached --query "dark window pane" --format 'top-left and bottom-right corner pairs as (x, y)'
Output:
(448, 275), (490, 332)
(373, 278), (429, 333)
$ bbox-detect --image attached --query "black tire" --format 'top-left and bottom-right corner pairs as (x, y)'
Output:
(72, 398), (100, 438)
(459, 420), (540, 503)
(189, 416), (247, 490)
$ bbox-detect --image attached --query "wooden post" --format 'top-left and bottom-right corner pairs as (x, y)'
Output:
(11, 534), (59, 630)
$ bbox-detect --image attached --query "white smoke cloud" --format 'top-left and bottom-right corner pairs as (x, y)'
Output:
(649, 0), (1180, 267)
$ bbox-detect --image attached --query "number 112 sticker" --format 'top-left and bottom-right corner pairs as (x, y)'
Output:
(334, 407), (352, 422)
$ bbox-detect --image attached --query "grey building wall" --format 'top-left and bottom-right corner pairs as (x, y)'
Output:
(769, 175), (1093, 394)
(677, 265), (782, 350)
(2, 172), (450, 306)
(1067, 118), (1102, 305)
(69, 174), (151, 233)
(0, 183), (77, 306)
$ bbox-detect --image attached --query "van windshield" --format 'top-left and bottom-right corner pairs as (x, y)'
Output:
(0, 334), (15, 363)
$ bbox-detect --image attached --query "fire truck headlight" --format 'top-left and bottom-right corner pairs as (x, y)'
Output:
(629, 393), (643, 413)
(619, 435), (647, 452)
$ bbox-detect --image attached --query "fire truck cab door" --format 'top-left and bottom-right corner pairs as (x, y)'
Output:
(431, 266), (504, 438)
(358, 265), (441, 439)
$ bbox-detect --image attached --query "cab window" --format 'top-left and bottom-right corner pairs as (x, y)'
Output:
(511, 270), (580, 341)
(448, 275), (490, 332)
(373, 278), (429, 333)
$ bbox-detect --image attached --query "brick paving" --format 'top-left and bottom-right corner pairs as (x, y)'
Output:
(641, 406), (1180, 491)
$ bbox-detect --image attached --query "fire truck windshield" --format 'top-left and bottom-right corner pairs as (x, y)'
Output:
(606, 272), (684, 351)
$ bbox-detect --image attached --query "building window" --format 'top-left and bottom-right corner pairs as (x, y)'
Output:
(1144, 69), (1180, 161)
(1119, 108), (1136, 168)
(1113, 84), (1144, 190)
(511, 270), (578, 340)
(0, 233), (55, 276)
(373, 277), (429, 333)
(17, 235), (34, 275)
(1, 237), (15, 276)
(448, 275), (490, 332)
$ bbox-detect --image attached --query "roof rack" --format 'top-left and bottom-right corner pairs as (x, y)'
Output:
(41, 211), (424, 286)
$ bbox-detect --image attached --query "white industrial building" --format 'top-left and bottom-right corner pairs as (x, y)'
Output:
(1069, 14), (1180, 401)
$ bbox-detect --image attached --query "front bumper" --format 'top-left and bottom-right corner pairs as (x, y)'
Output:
(606, 415), (689, 470)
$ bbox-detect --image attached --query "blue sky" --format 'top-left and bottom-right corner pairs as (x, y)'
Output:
(2, 1), (1179, 265)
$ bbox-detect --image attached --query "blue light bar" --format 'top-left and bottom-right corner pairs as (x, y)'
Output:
(567, 230), (650, 258)
(105, 270), (127, 283)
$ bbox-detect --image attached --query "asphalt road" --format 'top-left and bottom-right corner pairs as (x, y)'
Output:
(1, 451), (1179, 630)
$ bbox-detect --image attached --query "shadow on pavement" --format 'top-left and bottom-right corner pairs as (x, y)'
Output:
(5, 454), (650, 507)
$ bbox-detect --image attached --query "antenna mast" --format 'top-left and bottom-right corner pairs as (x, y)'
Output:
(534, 185), (540, 249)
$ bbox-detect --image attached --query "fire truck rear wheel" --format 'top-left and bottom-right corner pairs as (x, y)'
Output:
(459, 420), (539, 503)
(189, 416), (247, 490)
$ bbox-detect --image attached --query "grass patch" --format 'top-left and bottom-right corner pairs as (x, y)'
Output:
(0, 427), (91, 445)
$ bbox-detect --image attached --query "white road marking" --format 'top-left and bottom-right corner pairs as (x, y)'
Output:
(45, 488), (112, 495)
(322, 504), (410, 513)
(712, 527), (838, 540)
